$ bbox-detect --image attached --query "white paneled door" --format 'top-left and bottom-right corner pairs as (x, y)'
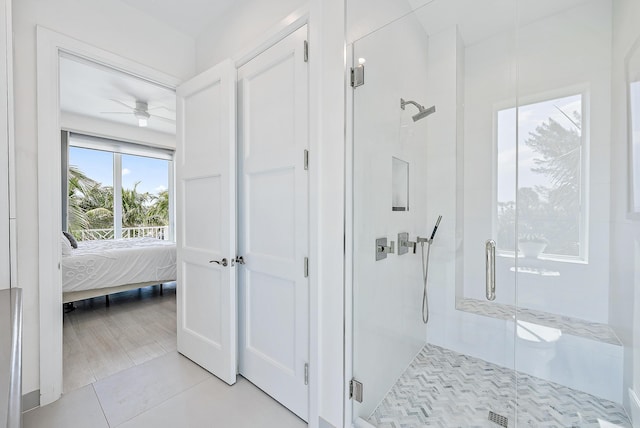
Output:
(176, 59), (237, 385)
(237, 26), (310, 421)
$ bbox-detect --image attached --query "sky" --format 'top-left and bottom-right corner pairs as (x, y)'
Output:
(69, 146), (169, 195)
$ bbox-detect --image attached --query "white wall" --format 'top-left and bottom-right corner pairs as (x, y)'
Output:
(309, 1), (347, 425)
(13, 0), (195, 396)
(195, 0), (307, 73)
(610, 0), (640, 419)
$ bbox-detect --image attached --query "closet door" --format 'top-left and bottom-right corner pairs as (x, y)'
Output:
(237, 25), (309, 421)
(176, 59), (237, 385)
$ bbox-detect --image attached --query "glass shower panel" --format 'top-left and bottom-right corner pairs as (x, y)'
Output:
(514, 1), (631, 426)
(350, 1), (518, 425)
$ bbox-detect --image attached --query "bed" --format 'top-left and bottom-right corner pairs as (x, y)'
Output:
(61, 237), (177, 304)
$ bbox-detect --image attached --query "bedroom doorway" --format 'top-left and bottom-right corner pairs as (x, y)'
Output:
(58, 52), (179, 393)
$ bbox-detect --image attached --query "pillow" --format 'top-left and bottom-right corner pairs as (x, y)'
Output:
(60, 232), (73, 256)
(63, 231), (78, 249)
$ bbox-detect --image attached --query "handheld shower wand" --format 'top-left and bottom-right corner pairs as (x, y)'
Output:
(419, 215), (442, 324)
(429, 215), (442, 242)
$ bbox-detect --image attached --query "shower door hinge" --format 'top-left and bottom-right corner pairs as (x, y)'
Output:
(350, 378), (363, 403)
(304, 257), (309, 278)
(304, 149), (309, 170)
(304, 362), (309, 385)
(304, 40), (309, 62)
(351, 65), (364, 88)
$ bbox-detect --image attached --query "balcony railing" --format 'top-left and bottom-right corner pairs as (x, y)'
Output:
(76, 226), (169, 241)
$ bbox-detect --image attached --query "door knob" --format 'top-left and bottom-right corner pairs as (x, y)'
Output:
(209, 258), (228, 267)
(235, 256), (245, 265)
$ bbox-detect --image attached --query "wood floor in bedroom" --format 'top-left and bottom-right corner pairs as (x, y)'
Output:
(63, 282), (177, 393)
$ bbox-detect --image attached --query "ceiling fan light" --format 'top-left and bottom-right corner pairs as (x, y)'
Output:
(138, 117), (148, 127)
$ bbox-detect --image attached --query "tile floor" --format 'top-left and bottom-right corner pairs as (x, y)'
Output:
(369, 344), (631, 428)
(27, 284), (306, 428)
(63, 283), (177, 392)
(24, 351), (307, 428)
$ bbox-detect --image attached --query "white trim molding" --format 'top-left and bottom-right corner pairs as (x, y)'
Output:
(36, 26), (180, 405)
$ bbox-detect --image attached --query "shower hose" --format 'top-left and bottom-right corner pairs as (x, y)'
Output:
(420, 239), (433, 324)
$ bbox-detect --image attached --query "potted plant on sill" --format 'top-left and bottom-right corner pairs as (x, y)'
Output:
(518, 234), (548, 259)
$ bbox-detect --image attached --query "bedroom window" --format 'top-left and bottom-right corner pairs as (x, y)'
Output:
(66, 133), (174, 242)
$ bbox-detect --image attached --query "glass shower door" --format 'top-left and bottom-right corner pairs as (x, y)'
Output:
(349, 1), (519, 425)
(512, 1), (631, 426)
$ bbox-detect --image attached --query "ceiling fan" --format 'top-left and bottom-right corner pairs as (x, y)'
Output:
(101, 99), (175, 127)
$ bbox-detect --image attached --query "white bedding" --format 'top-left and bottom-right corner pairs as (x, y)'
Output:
(62, 238), (176, 293)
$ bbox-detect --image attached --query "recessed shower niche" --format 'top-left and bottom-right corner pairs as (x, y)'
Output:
(391, 156), (409, 211)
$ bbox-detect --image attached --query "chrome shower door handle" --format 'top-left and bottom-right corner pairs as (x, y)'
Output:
(485, 239), (496, 301)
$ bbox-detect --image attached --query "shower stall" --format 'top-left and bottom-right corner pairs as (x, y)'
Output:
(347, 0), (638, 426)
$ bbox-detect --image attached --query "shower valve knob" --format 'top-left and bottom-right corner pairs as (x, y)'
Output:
(377, 241), (395, 254)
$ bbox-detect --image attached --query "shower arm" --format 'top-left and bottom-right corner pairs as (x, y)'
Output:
(400, 98), (424, 111)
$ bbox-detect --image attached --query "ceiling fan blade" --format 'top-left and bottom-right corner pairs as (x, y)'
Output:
(148, 105), (176, 113)
(150, 114), (176, 123)
(109, 99), (135, 110)
(101, 111), (135, 115)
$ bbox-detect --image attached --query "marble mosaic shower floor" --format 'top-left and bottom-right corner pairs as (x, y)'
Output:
(368, 344), (631, 428)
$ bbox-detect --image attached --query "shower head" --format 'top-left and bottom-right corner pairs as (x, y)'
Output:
(400, 98), (436, 122)
(412, 105), (436, 122)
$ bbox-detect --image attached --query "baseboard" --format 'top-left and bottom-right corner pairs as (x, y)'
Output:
(629, 388), (640, 427)
(22, 389), (40, 412)
(354, 417), (376, 428)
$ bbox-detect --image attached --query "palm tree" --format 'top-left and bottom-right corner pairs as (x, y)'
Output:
(147, 190), (169, 225)
(122, 183), (152, 228)
(68, 166), (170, 239)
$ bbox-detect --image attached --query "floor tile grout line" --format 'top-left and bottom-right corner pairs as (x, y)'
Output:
(107, 368), (214, 428)
(90, 383), (112, 428)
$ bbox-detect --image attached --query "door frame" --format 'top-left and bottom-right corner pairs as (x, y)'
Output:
(36, 26), (181, 405)
(36, 9), (328, 422)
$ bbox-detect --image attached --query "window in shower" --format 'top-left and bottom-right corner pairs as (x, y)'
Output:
(496, 93), (585, 260)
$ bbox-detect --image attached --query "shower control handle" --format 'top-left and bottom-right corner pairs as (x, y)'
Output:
(485, 240), (496, 301)
(398, 233), (417, 254)
(377, 241), (395, 254)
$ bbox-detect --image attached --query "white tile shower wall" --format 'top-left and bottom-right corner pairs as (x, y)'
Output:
(462, 0), (612, 323)
(351, 11), (430, 420)
(423, 26), (463, 354)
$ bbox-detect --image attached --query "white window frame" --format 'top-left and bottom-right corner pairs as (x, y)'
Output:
(493, 85), (590, 263)
(67, 133), (175, 241)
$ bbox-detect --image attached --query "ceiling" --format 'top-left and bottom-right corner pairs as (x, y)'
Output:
(119, 0), (240, 38)
(414, 0), (592, 46)
(59, 54), (176, 135)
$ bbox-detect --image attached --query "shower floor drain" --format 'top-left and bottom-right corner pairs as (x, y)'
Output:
(488, 411), (508, 427)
